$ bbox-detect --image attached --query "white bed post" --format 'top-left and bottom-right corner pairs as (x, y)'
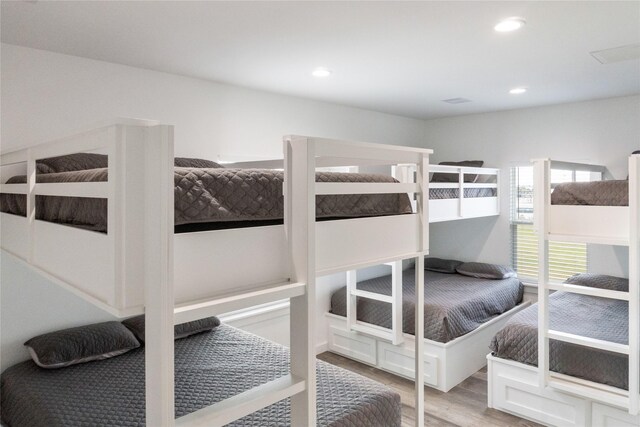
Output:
(143, 125), (175, 426)
(533, 159), (551, 390)
(390, 165), (405, 346)
(629, 153), (640, 415)
(346, 269), (357, 332)
(391, 260), (404, 345)
(458, 167), (465, 218)
(284, 136), (317, 426)
(25, 149), (36, 263)
(414, 152), (429, 427)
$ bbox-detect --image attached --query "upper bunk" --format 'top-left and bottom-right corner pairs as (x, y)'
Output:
(533, 155), (639, 247)
(0, 119), (432, 317)
(393, 162), (500, 222)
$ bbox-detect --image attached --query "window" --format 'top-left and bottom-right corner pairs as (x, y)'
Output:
(510, 166), (588, 282)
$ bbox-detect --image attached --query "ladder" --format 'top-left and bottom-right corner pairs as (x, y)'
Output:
(534, 156), (640, 415)
(346, 261), (404, 345)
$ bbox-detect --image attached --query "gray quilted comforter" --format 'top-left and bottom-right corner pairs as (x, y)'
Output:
(0, 168), (412, 232)
(330, 268), (524, 343)
(490, 292), (631, 389)
(551, 180), (628, 206)
(1, 325), (401, 427)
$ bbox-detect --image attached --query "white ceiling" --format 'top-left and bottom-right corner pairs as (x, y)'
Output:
(2, 1), (639, 119)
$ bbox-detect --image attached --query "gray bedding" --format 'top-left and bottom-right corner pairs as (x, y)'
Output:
(0, 324), (401, 427)
(429, 187), (497, 200)
(490, 292), (631, 390)
(0, 168), (412, 232)
(330, 268), (524, 343)
(551, 180), (628, 206)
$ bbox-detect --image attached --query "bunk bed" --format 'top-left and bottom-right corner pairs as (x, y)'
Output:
(325, 264), (529, 392)
(487, 155), (640, 427)
(0, 119), (432, 426)
(393, 162), (500, 222)
(322, 162), (516, 392)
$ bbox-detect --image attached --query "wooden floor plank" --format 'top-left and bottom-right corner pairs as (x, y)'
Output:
(318, 352), (543, 427)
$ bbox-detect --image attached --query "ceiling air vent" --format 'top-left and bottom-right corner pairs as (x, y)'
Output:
(442, 98), (472, 104)
(590, 43), (640, 64)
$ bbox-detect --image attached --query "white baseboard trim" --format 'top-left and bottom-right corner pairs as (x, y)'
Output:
(316, 341), (329, 355)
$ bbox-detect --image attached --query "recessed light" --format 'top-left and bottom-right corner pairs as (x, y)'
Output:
(312, 67), (332, 78)
(494, 17), (526, 32)
(509, 87), (527, 95)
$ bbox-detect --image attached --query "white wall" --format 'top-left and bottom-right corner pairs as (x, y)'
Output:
(0, 44), (427, 370)
(424, 95), (640, 280)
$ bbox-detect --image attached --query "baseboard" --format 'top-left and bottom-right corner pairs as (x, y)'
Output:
(316, 341), (329, 354)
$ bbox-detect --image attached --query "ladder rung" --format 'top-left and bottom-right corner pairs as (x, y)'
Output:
(351, 289), (393, 303)
(547, 330), (629, 354)
(547, 283), (630, 301)
(174, 282), (306, 324)
(175, 374), (306, 427)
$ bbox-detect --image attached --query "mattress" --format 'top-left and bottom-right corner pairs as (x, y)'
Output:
(490, 291), (631, 390)
(330, 268), (524, 343)
(0, 324), (401, 427)
(551, 180), (628, 206)
(429, 187), (497, 200)
(0, 168), (412, 232)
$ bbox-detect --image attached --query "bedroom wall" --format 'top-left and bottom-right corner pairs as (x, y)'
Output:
(424, 95), (640, 295)
(0, 44), (427, 370)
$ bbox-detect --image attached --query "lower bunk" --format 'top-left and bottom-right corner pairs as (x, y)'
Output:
(488, 274), (640, 427)
(325, 264), (530, 392)
(1, 324), (401, 427)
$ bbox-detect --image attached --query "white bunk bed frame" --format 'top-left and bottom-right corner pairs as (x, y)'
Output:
(324, 162), (517, 392)
(0, 119), (432, 426)
(488, 155), (640, 427)
(427, 164), (500, 222)
(392, 162), (500, 222)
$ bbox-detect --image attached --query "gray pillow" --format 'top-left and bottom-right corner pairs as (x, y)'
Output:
(36, 153), (108, 174)
(456, 262), (517, 279)
(425, 257), (463, 274)
(122, 315), (220, 343)
(431, 161), (484, 183)
(565, 273), (628, 292)
(174, 157), (224, 169)
(24, 321), (140, 369)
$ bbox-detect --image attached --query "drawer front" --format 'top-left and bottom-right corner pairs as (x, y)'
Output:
(492, 368), (588, 427)
(592, 402), (640, 427)
(377, 341), (438, 387)
(327, 326), (377, 365)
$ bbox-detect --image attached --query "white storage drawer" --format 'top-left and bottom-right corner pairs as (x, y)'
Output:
(377, 341), (439, 387)
(327, 326), (377, 365)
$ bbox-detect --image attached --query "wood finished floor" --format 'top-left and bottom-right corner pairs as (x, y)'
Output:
(318, 352), (542, 427)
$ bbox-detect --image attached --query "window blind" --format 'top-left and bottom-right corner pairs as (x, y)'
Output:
(510, 166), (588, 282)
